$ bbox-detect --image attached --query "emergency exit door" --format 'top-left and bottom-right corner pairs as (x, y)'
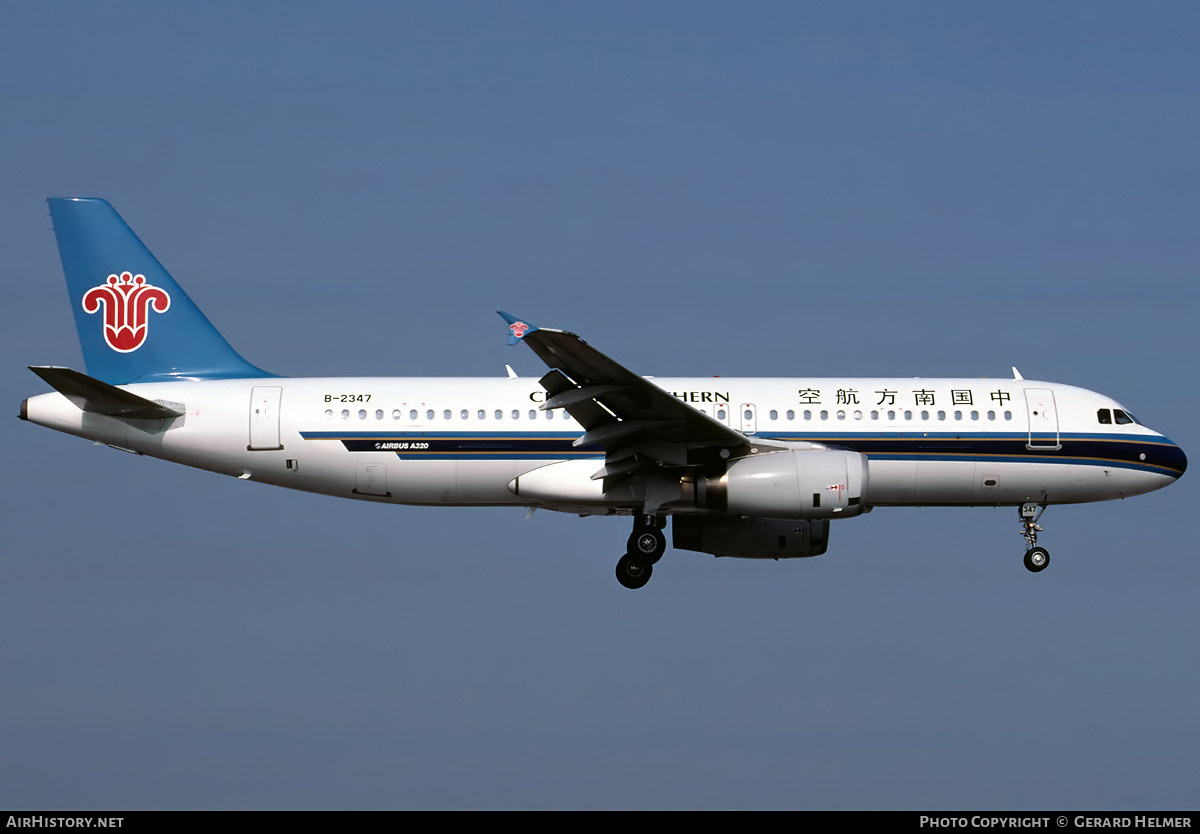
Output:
(739, 403), (758, 435)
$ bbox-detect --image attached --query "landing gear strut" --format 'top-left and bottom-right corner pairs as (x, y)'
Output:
(615, 515), (666, 589)
(1019, 503), (1050, 573)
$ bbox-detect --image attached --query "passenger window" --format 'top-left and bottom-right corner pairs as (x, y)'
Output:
(427, 409), (435, 420)
(494, 409), (503, 420)
(512, 409), (520, 420)
(392, 409), (401, 420)
(1097, 409), (1112, 424)
(409, 409), (417, 420)
(786, 410), (795, 421)
(477, 409), (486, 420)
(769, 410), (778, 420)
(529, 410), (537, 420)
(460, 409), (469, 420)
(546, 410), (554, 420)
(375, 409), (384, 420)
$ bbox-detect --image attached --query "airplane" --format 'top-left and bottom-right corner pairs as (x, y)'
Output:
(20, 198), (1187, 589)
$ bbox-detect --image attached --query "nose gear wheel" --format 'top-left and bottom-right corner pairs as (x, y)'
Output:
(1019, 503), (1051, 573)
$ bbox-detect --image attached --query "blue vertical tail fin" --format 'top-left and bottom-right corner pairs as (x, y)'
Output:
(47, 197), (274, 384)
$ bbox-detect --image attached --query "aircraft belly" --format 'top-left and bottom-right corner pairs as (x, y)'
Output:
(866, 459), (917, 504)
(916, 460), (976, 504)
(151, 419), (282, 480)
(395, 458), (527, 505)
(868, 458), (1171, 506)
(386, 459), (457, 503)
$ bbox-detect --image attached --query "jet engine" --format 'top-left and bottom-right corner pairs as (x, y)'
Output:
(695, 448), (869, 519)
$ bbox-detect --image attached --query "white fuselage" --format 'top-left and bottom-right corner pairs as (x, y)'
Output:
(22, 375), (1186, 513)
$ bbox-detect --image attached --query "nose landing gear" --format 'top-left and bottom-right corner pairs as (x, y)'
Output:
(1023, 546), (1050, 572)
(615, 515), (666, 589)
(1019, 503), (1050, 573)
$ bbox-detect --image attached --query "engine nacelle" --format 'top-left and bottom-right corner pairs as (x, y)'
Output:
(509, 458), (641, 506)
(673, 515), (830, 559)
(696, 448), (869, 519)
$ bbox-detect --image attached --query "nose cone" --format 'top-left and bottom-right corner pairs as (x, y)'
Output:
(1171, 440), (1187, 478)
(1158, 435), (1187, 480)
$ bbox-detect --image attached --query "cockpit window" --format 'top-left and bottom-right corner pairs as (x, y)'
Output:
(1113, 409), (1134, 425)
(1097, 409), (1112, 424)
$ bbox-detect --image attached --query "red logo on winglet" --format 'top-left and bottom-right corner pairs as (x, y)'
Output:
(509, 321), (529, 339)
(82, 272), (171, 353)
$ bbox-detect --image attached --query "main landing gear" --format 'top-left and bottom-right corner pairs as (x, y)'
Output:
(1019, 503), (1050, 573)
(615, 515), (666, 590)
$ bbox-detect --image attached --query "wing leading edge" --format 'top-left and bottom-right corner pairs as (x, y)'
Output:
(499, 311), (753, 491)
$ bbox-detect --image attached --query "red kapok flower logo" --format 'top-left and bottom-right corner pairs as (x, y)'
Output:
(81, 272), (171, 353)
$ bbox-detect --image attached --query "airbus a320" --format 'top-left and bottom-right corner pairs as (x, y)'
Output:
(20, 198), (1187, 588)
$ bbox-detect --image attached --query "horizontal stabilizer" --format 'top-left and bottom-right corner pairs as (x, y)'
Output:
(29, 366), (184, 419)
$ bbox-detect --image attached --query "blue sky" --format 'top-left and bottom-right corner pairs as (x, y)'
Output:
(2, 1), (1197, 809)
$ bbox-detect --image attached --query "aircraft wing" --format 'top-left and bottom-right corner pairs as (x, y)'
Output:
(499, 312), (752, 487)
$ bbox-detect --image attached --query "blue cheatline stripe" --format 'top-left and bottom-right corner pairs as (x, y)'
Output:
(297, 429), (1185, 476)
(298, 430), (1179, 451)
(300, 434), (580, 441)
(864, 453), (1178, 476)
